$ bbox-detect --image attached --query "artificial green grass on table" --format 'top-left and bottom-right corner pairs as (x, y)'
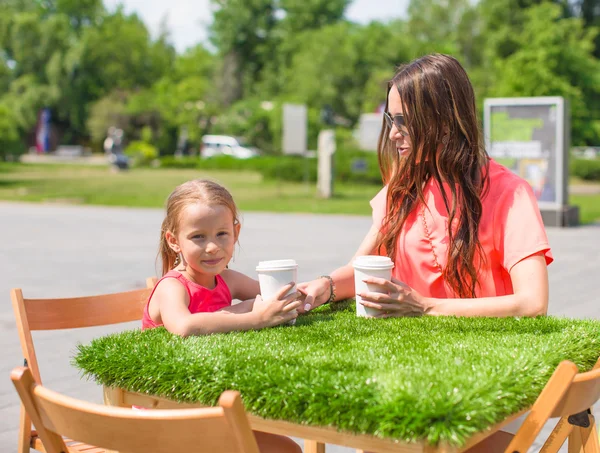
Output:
(73, 301), (600, 447)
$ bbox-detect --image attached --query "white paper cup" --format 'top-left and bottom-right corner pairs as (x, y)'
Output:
(256, 259), (298, 324)
(353, 255), (394, 317)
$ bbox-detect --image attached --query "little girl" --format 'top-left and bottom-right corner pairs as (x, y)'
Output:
(142, 179), (303, 452)
(142, 179), (301, 336)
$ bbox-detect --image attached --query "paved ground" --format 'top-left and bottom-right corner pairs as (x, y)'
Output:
(0, 202), (598, 452)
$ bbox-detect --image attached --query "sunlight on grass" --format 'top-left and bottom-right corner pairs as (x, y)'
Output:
(1, 162), (599, 221)
(0, 163), (377, 215)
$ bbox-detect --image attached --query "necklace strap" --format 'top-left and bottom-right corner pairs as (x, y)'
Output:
(420, 205), (443, 274)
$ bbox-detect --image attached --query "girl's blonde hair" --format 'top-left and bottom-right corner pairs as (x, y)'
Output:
(159, 179), (240, 276)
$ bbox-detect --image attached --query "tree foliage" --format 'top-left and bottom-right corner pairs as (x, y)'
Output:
(1, 0), (600, 157)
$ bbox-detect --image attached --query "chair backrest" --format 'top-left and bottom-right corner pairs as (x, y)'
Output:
(11, 366), (261, 453)
(11, 277), (157, 383)
(506, 358), (600, 453)
(11, 277), (157, 453)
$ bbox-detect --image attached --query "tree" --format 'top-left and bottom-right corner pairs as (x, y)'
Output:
(492, 3), (600, 145)
(278, 0), (349, 32)
(126, 44), (217, 154)
(210, 0), (278, 104)
(86, 91), (130, 145)
(0, 102), (22, 159)
(273, 21), (411, 125)
(565, 0), (600, 58)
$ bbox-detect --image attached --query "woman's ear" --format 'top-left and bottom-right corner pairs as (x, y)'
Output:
(165, 230), (180, 254)
(234, 223), (241, 241)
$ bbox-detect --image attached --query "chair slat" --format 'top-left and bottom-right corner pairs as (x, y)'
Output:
(23, 288), (152, 331)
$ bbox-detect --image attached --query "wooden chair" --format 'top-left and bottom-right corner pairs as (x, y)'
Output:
(467, 358), (600, 453)
(11, 277), (157, 453)
(11, 366), (266, 453)
(505, 357), (600, 453)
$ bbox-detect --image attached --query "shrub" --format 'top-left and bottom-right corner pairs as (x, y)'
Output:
(125, 141), (159, 167)
(335, 150), (381, 184)
(570, 158), (600, 181)
(158, 149), (382, 185)
(159, 156), (198, 169)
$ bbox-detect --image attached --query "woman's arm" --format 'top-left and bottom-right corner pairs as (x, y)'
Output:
(428, 253), (548, 317)
(298, 223), (382, 310)
(359, 253), (549, 318)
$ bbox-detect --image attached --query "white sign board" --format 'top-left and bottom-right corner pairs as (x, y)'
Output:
(357, 113), (383, 152)
(282, 104), (307, 155)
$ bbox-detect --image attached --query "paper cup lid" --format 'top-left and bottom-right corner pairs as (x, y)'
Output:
(352, 255), (394, 270)
(256, 259), (298, 271)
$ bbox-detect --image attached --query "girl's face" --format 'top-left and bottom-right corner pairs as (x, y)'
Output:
(387, 87), (412, 158)
(167, 203), (239, 286)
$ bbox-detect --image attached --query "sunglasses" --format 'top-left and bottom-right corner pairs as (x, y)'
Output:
(384, 112), (409, 137)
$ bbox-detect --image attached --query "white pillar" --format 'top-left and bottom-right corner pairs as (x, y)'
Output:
(317, 130), (336, 198)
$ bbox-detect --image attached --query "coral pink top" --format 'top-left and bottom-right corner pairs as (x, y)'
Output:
(370, 159), (553, 298)
(142, 270), (232, 330)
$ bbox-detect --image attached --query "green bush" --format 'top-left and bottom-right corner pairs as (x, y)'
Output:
(159, 156), (198, 169)
(158, 150), (382, 184)
(335, 150), (381, 184)
(125, 141), (159, 167)
(570, 158), (600, 181)
(257, 155), (317, 182)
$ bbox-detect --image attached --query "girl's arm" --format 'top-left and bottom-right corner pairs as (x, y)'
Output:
(153, 278), (299, 337)
(221, 268), (261, 302)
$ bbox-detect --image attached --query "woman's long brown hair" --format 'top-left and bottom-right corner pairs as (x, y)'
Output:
(377, 54), (489, 298)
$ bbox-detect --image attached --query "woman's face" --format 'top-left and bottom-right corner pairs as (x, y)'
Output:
(387, 87), (412, 158)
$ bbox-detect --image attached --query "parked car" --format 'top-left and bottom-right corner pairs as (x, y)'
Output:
(200, 135), (260, 159)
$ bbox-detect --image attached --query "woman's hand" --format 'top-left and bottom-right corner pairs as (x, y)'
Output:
(252, 283), (302, 327)
(296, 278), (331, 313)
(358, 277), (433, 317)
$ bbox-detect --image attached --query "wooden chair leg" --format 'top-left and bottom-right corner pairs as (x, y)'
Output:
(569, 425), (584, 453)
(304, 440), (325, 453)
(541, 416), (574, 452)
(580, 414), (599, 453)
(18, 404), (31, 453)
(102, 387), (125, 453)
(103, 386), (124, 407)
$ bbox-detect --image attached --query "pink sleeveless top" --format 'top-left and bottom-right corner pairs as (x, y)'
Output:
(142, 270), (232, 330)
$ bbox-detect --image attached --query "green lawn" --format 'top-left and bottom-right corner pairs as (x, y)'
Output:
(0, 162), (377, 215)
(1, 162), (599, 222)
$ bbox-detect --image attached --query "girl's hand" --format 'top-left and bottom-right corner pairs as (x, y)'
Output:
(253, 283), (302, 328)
(296, 278), (331, 312)
(358, 277), (433, 317)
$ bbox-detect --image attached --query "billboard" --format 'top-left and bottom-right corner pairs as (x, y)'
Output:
(484, 97), (569, 209)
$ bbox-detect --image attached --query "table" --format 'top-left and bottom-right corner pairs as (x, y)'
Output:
(102, 385), (526, 453)
(74, 304), (600, 453)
